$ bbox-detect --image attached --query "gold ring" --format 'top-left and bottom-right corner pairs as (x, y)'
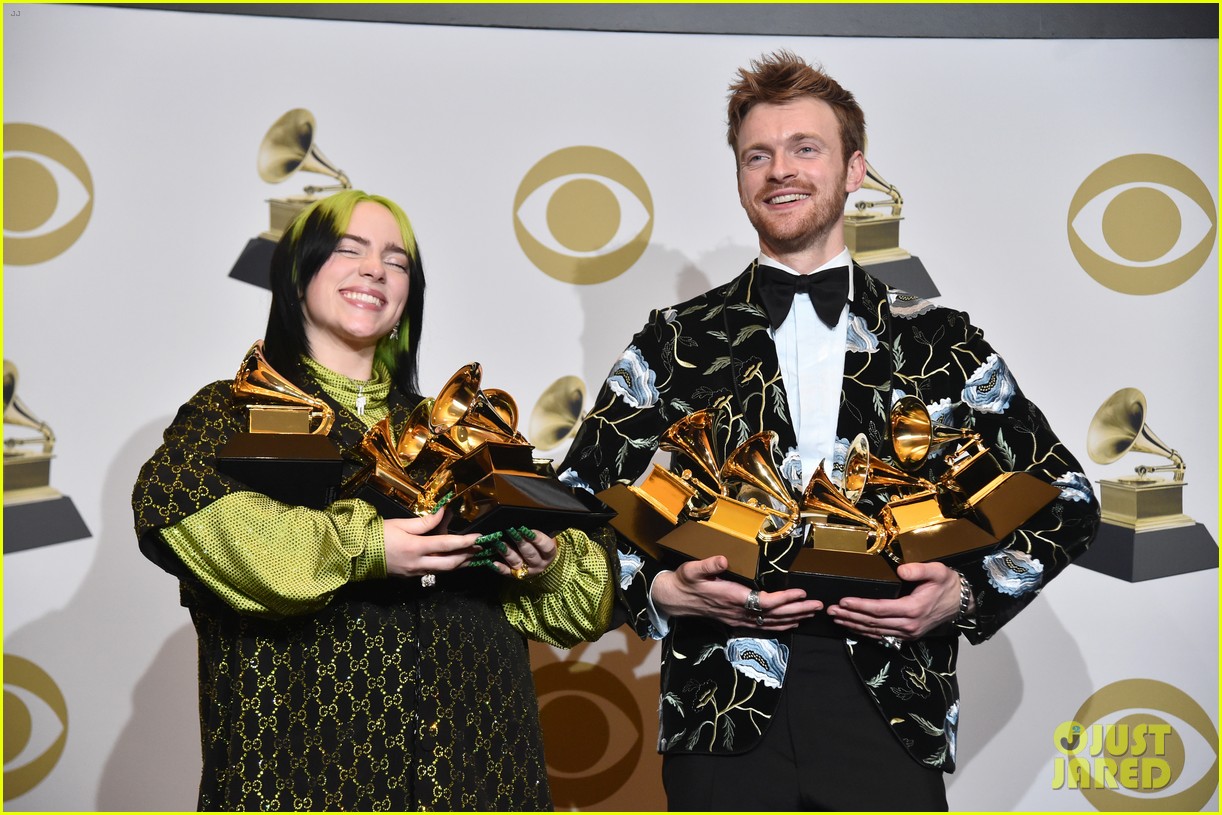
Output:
(511, 564), (530, 580)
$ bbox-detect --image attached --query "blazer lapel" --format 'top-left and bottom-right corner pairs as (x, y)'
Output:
(836, 265), (895, 463)
(716, 262), (798, 455)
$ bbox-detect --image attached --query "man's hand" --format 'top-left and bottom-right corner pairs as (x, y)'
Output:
(826, 561), (967, 641)
(651, 556), (823, 631)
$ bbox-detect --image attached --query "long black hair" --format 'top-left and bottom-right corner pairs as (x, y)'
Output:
(263, 190), (426, 395)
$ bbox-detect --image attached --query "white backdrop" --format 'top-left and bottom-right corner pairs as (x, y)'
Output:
(3, 5), (1217, 810)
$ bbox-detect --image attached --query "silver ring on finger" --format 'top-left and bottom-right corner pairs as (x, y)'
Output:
(744, 590), (762, 613)
(755, 614), (765, 626)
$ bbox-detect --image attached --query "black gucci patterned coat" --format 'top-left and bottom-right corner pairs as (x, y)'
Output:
(559, 262), (1099, 770)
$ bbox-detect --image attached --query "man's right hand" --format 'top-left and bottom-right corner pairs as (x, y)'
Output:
(651, 555), (823, 631)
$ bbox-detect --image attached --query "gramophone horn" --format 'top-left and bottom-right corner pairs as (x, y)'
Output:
(257, 108), (351, 191)
(1087, 387), (1184, 478)
(843, 432), (936, 502)
(430, 363), (482, 434)
(890, 395), (977, 470)
(660, 410), (724, 496)
(3, 360), (16, 410)
(462, 389), (522, 442)
(232, 341), (335, 435)
(800, 463), (885, 536)
(528, 375), (586, 450)
(397, 398), (439, 462)
(3, 360), (55, 454)
(429, 364), (523, 454)
(483, 389), (520, 433)
(719, 431), (800, 541)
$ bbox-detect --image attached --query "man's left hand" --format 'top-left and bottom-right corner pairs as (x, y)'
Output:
(826, 561), (966, 642)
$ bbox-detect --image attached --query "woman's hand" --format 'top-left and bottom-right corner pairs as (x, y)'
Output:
(383, 511), (480, 578)
(490, 527), (557, 580)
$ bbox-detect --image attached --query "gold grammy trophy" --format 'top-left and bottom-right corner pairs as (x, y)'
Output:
(214, 341), (344, 509)
(785, 397), (1060, 610)
(595, 409), (795, 584)
(786, 440), (914, 606)
(230, 108), (352, 289)
(653, 430), (797, 582)
(342, 362), (612, 534)
(3, 360), (91, 552)
(1076, 387), (1216, 581)
(842, 158), (938, 298)
(596, 409), (719, 562)
(880, 396), (1060, 563)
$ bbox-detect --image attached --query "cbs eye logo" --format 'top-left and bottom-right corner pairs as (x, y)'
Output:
(1051, 678), (1218, 811)
(4, 124), (95, 266)
(1067, 154), (1216, 295)
(514, 146), (653, 285)
(533, 660), (645, 807)
(4, 654), (70, 800)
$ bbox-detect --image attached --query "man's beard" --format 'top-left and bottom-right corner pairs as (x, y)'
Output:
(744, 175), (847, 258)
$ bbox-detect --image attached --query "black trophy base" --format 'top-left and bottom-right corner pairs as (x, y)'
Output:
(785, 551), (907, 637)
(1074, 521), (1218, 582)
(348, 481), (420, 521)
(862, 255), (939, 299)
(229, 236), (277, 290)
(4, 493), (91, 553)
(449, 472), (615, 535)
(216, 433), (344, 509)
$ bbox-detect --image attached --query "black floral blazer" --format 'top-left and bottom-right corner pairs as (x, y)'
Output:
(559, 262), (1099, 771)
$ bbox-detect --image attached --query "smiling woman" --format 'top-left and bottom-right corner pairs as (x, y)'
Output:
(131, 190), (617, 811)
(298, 202), (413, 376)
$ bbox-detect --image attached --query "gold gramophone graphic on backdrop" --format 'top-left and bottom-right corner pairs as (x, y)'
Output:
(214, 341), (344, 508)
(1087, 387), (1189, 529)
(343, 362), (612, 534)
(256, 108), (351, 241)
(844, 159), (907, 264)
(529, 375), (587, 452)
(1075, 387), (1216, 581)
(3, 360), (91, 551)
(843, 158), (939, 298)
(4, 360), (56, 495)
(230, 108), (352, 288)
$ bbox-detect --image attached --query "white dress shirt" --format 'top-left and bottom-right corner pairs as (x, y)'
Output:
(762, 247), (854, 488)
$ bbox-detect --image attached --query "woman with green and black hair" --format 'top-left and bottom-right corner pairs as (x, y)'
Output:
(133, 190), (616, 811)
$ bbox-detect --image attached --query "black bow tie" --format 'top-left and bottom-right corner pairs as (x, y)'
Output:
(755, 264), (850, 332)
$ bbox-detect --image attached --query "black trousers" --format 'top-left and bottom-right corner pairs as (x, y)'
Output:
(662, 635), (948, 811)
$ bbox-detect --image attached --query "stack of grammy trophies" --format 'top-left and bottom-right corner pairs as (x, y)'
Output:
(599, 399), (1060, 603)
(216, 343), (609, 532)
(341, 362), (612, 534)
